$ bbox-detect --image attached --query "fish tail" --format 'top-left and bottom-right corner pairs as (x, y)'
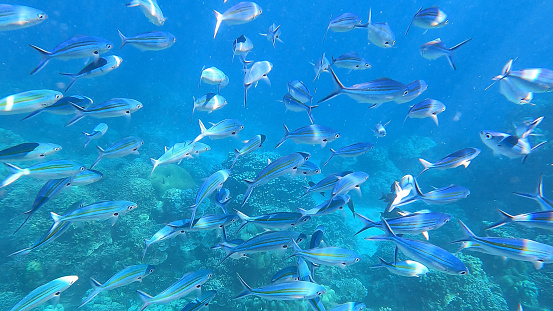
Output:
(446, 38), (471, 71)
(90, 146), (105, 169)
(405, 7), (423, 36)
(65, 103), (86, 127)
(307, 105), (317, 124)
(317, 67), (344, 103)
(193, 119), (206, 143)
(234, 273), (253, 299)
(21, 109), (44, 121)
(243, 83), (250, 108)
(117, 29), (127, 50)
(230, 149), (240, 169)
(521, 116), (544, 139)
(136, 290), (153, 311)
(142, 239), (151, 260)
(452, 220), (477, 244)
(379, 217), (397, 238)
(523, 141), (547, 164)
(126, 0), (140, 7)
(486, 58), (515, 91)
(83, 134), (92, 148)
(50, 212), (63, 225)
(8, 247), (31, 257)
(368, 8), (372, 25)
(29, 44), (52, 75)
(1, 163), (25, 188)
(189, 205), (197, 228)
(291, 238), (302, 255)
(13, 213), (32, 234)
(446, 54), (457, 71)
(297, 207), (309, 217)
(486, 209), (514, 230)
(274, 124), (290, 149)
(449, 38), (472, 52)
(322, 14), (333, 43)
(234, 209), (250, 232)
(412, 177), (424, 198)
(150, 158), (159, 176)
(191, 96), (196, 122)
(369, 257), (389, 269)
(322, 149), (335, 167)
(77, 278), (102, 308)
(418, 158), (432, 175)
(213, 10), (224, 39)
(353, 212), (377, 236)
(241, 180), (255, 206)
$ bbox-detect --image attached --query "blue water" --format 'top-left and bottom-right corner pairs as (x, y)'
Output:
(1, 0), (553, 310)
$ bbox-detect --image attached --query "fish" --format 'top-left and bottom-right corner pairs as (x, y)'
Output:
(0, 4), (46, 31)
(259, 23), (283, 47)
(213, 2), (262, 38)
(487, 209), (553, 230)
(29, 35), (113, 75)
(323, 142), (373, 166)
(404, 98), (446, 126)
(118, 30), (175, 51)
(72, 169), (103, 186)
(51, 200), (137, 226)
(0, 90), (62, 115)
(513, 174), (553, 211)
(405, 7), (448, 36)
(354, 210), (451, 239)
(298, 194), (352, 218)
(126, 0), (167, 26)
(297, 161), (321, 177)
(9, 218), (72, 257)
(499, 77), (533, 105)
(189, 169), (231, 226)
(66, 98), (143, 126)
(199, 66), (229, 94)
(479, 130), (546, 162)
(367, 8), (396, 48)
(271, 266), (299, 283)
(191, 141), (211, 157)
(419, 148), (480, 175)
(331, 52), (371, 72)
(191, 93), (227, 120)
(310, 225), (325, 249)
(489, 59), (553, 93)
(143, 220), (188, 259)
(181, 290), (217, 311)
(242, 152), (310, 206)
(230, 134), (266, 168)
(414, 180), (470, 205)
(318, 67), (408, 108)
(193, 119), (244, 142)
(79, 265), (155, 308)
(0, 143), (61, 162)
(22, 95), (92, 120)
(82, 123), (108, 148)
(137, 270), (213, 311)
(290, 239), (361, 268)
(282, 93), (318, 124)
(312, 53), (331, 81)
(394, 80), (428, 104)
(14, 177), (74, 234)
(275, 124), (340, 149)
(232, 34), (253, 63)
(370, 257), (429, 277)
(8, 276), (78, 311)
(185, 213), (239, 231)
(215, 188), (231, 213)
(322, 13), (367, 42)
(234, 273), (325, 300)
(328, 171), (369, 202)
(235, 210), (310, 232)
(151, 142), (194, 175)
(299, 171), (353, 198)
(420, 38), (472, 70)
(60, 55), (123, 92)
(243, 61), (273, 107)
(454, 220), (553, 269)
(328, 302), (367, 311)
(1, 160), (85, 188)
(91, 136), (144, 169)
(287, 80), (315, 106)
(366, 217), (468, 275)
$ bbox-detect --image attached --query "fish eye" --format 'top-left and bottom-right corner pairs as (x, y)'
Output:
(66, 182), (71, 186)
(38, 14), (44, 19)
(149, 269), (154, 273)
(180, 230), (185, 233)
(303, 218), (308, 222)
(80, 167), (85, 171)
(485, 133), (492, 139)
(323, 139), (328, 142)
(137, 277), (142, 280)
(355, 65), (359, 68)
(282, 245), (288, 248)
(93, 51), (99, 55)
(232, 132), (236, 135)
(403, 90), (409, 95)
(54, 291), (60, 296)
(335, 134), (340, 138)
(385, 41), (389, 45)
(114, 213), (119, 216)
(209, 273), (213, 278)
(196, 285), (201, 288)
(39, 154), (45, 157)
(126, 110), (130, 113)
(107, 44), (112, 49)
(241, 126), (244, 129)
(317, 291), (323, 296)
(355, 258), (360, 262)
(55, 147), (60, 151)
(55, 94), (61, 99)
(459, 271), (467, 275)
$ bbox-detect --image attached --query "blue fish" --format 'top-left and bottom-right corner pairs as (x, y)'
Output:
(215, 188), (231, 213)
(118, 30), (175, 51)
(275, 124), (340, 149)
(282, 93), (318, 124)
(51, 200), (137, 226)
(213, 2), (262, 38)
(291, 239), (361, 268)
(404, 98), (446, 126)
(300, 171), (352, 198)
(487, 209), (553, 231)
(234, 273), (325, 300)
(72, 169), (103, 186)
(323, 142), (373, 166)
(9, 218), (72, 257)
(143, 220), (187, 259)
(513, 174), (553, 211)
(22, 95), (92, 121)
(235, 210), (310, 232)
(260, 23), (283, 48)
(405, 7), (448, 36)
(328, 302), (367, 311)
(66, 98), (143, 126)
(271, 266), (299, 283)
(420, 38), (471, 70)
(8, 276), (78, 311)
(369, 257), (429, 278)
(354, 210), (451, 239)
(0, 142), (61, 162)
(189, 169), (231, 226)
(194, 119), (244, 142)
(1, 160), (85, 188)
(83, 123), (108, 148)
(394, 80), (428, 104)
(231, 134), (266, 168)
(60, 55), (123, 92)
(419, 148), (480, 174)
(180, 290), (217, 311)
(297, 161), (321, 177)
(298, 194), (352, 218)
(323, 13), (367, 42)
(91, 136), (144, 169)
(0, 4), (46, 31)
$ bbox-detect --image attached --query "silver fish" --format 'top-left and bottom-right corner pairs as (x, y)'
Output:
(234, 273), (325, 300)
(118, 30), (175, 51)
(60, 55), (123, 92)
(199, 66), (229, 94)
(235, 210), (309, 231)
(499, 77), (533, 105)
(291, 239), (361, 268)
(230, 134), (266, 168)
(9, 218), (72, 257)
(300, 171), (352, 198)
(420, 38), (471, 70)
(150, 142), (194, 175)
(297, 161), (321, 177)
(0, 142), (61, 162)
(324, 142), (373, 166)
(243, 61), (273, 107)
(404, 98), (446, 126)
(370, 257), (429, 277)
(405, 7), (448, 36)
(489, 59), (553, 93)
(51, 200), (137, 226)
(331, 52), (371, 72)
(143, 220), (187, 259)
(312, 53), (331, 81)
(191, 93), (227, 120)
(394, 80), (428, 104)
(1, 160), (85, 188)
(72, 169), (103, 186)
(213, 2), (262, 38)
(215, 188), (231, 213)
(91, 136), (144, 169)
(275, 124), (340, 149)
(181, 290), (217, 311)
(355, 210), (451, 239)
(282, 93), (318, 124)
(374, 121), (390, 137)
(193, 119), (244, 142)
(8, 276), (78, 311)
(480, 129), (546, 162)
(0, 4), (46, 31)
(22, 95), (92, 121)
(260, 23), (283, 48)
(66, 98), (143, 126)
(287, 80), (314, 105)
(232, 34), (253, 63)
(83, 123), (108, 148)
(323, 13), (367, 42)
(189, 169), (231, 226)
(367, 8), (396, 48)
(0, 90), (62, 115)
(419, 148), (480, 175)
(487, 208), (553, 231)
(126, 0), (166, 26)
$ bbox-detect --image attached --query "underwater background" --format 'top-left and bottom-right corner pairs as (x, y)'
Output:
(1, 0), (553, 310)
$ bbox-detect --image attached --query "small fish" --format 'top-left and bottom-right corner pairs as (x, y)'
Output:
(9, 218), (72, 257)
(1, 160), (85, 188)
(298, 194), (352, 218)
(271, 266), (299, 283)
(420, 38), (471, 70)
(297, 161), (321, 177)
(260, 23), (283, 47)
(414, 180), (470, 205)
(488, 59), (553, 93)
(242, 152), (310, 206)
(275, 124), (340, 149)
(419, 148), (480, 174)
(405, 7), (448, 36)
(487, 209), (553, 230)
(374, 121), (390, 137)
(291, 239), (361, 268)
(367, 9), (396, 48)
(193, 119), (244, 142)
(499, 77), (533, 105)
(287, 80), (315, 105)
(0, 142), (61, 162)
(0, 90), (62, 115)
(404, 99), (446, 126)
(213, 2), (262, 38)
(329, 171), (368, 200)
(243, 61), (273, 107)
(191, 93), (227, 120)
(60, 55), (123, 92)
(455, 220), (553, 269)
(72, 169), (103, 186)
(191, 141), (211, 157)
(354, 210), (451, 239)
(126, 0), (166, 26)
(310, 225), (325, 249)
(480, 130), (546, 163)
(82, 123), (108, 148)
(233, 34), (254, 64)
(331, 52), (371, 72)
(282, 93), (318, 124)
(0, 4), (46, 31)
(66, 98), (143, 126)
(91, 136), (144, 169)
(118, 30), (175, 51)
(189, 169), (231, 226)
(513, 174), (553, 211)
(51, 200), (137, 226)
(181, 290), (217, 311)
(79, 265), (155, 308)
(323, 142), (373, 166)
(300, 171), (353, 197)
(311, 53), (331, 81)
(394, 80), (428, 104)
(8, 276), (78, 311)
(370, 257), (429, 277)
(137, 270), (213, 311)
(328, 302), (367, 311)
(143, 220), (187, 259)
(366, 217), (468, 275)
(230, 134), (266, 168)
(234, 273), (325, 300)
(186, 213), (239, 231)
(235, 210), (310, 232)
(215, 188), (231, 213)
(22, 95), (92, 120)
(150, 142), (194, 175)
(29, 35), (113, 75)
(322, 13), (367, 42)
(199, 66), (229, 94)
